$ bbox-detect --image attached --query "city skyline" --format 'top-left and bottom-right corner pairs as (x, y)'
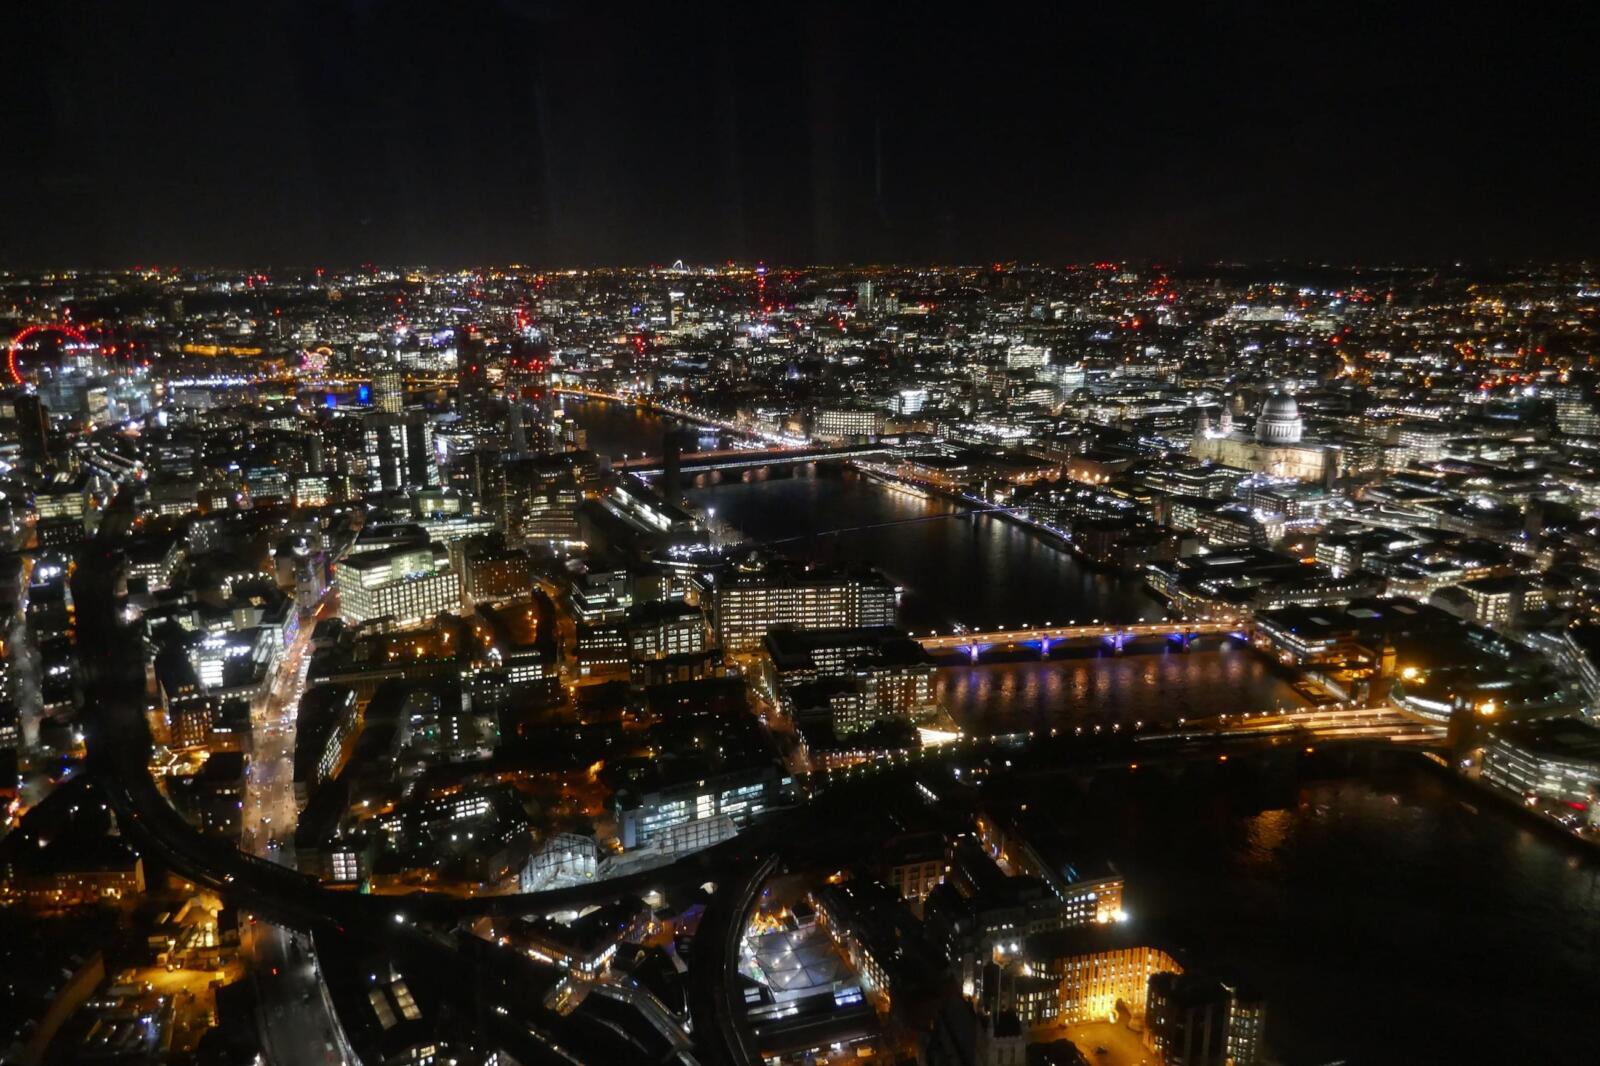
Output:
(2, 259), (1599, 1064)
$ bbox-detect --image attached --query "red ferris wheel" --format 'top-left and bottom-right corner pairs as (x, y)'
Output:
(6, 323), (92, 387)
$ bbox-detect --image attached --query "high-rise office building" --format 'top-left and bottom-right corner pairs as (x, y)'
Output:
(363, 412), (438, 493)
(372, 364), (404, 414)
(856, 279), (876, 317)
(458, 354), (495, 435)
(502, 454), (585, 546)
(1550, 383), (1600, 436)
(1, 390), (50, 465)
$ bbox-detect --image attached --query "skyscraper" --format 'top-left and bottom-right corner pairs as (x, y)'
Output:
(856, 279), (876, 317)
(1, 391), (51, 466)
(458, 355), (495, 437)
(372, 365), (404, 415)
(363, 412), (438, 493)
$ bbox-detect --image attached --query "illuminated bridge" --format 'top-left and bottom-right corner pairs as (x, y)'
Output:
(797, 702), (1446, 795)
(554, 385), (762, 440)
(625, 442), (890, 475)
(1160, 703), (1446, 744)
(916, 619), (1249, 658)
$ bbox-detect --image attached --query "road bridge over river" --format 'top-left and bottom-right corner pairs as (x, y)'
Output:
(916, 619), (1247, 658)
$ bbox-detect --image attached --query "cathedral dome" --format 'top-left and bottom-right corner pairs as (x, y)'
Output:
(1255, 387), (1303, 444)
(1261, 390), (1298, 419)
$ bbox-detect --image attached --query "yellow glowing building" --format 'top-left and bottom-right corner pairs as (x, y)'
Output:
(1023, 927), (1182, 1024)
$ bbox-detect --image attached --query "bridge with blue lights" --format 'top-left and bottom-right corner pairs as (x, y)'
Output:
(916, 619), (1249, 661)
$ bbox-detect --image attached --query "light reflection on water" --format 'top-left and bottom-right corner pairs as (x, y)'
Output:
(572, 402), (1302, 730)
(1075, 766), (1600, 1064)
(937, 646), (1302, 733)
(679, 466), (1166, 631)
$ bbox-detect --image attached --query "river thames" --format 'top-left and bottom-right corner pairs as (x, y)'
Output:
(1061, 756), (1600, 1065)
(571, 398), (1600, 1064)
(560, 390), (1163, 630)
(679, 466), (1306, 730)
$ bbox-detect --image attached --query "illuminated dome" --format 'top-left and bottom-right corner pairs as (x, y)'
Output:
(1255, 387), (1303, 444)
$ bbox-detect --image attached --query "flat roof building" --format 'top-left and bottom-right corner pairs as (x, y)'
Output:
(1483, 717), (1600, 809)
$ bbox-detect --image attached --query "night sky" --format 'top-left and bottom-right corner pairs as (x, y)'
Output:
(1, 2), (1596, 268)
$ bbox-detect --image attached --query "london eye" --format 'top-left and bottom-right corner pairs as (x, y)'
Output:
(5, 323), (96, 387)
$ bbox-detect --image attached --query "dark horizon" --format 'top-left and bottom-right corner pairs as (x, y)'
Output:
(6, 256), (1595, 278)
(3, 2), (1598, 269)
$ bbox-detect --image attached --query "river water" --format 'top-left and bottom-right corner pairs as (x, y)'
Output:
(684, 466), (1163, 631)
(1064, 756), (1600, 1065)
(935, 644), (1302, 736)
(572, 399), (1600, 1064)
(557, 392), (720, 463)
(676, 465), (1304, 731)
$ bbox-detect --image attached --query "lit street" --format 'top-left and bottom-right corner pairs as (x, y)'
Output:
(242, 604), (346, 1064)
(243, 606), (318, 861)
(242, 918), (347, 1066)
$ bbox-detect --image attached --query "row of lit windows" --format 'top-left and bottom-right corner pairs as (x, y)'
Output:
(338, 572), (460, 625)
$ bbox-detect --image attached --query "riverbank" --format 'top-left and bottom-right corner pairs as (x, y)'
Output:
(679, 468), (1167, 631)
(1422, 753), (1600, 857)
(850, 459), (1163, 589)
